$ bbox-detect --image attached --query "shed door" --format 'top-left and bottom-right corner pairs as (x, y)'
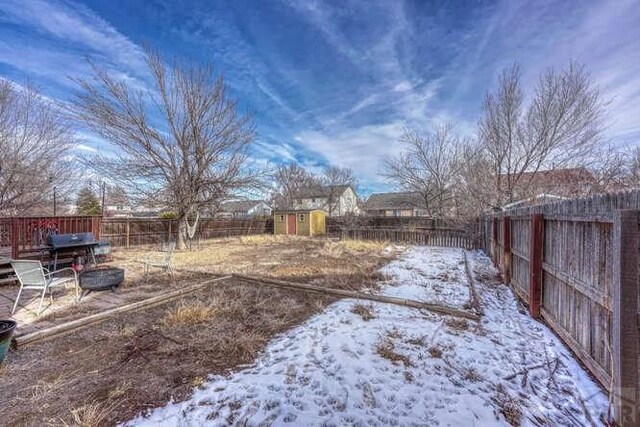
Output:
(287, 214), (297, 235)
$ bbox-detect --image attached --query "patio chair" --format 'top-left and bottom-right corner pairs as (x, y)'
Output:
(10, 260), (79, 316)
(142, 242), (175, 281)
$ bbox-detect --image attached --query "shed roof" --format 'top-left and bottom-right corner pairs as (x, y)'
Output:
(364, 191), (426, 210)
(273, 208), (325, 213)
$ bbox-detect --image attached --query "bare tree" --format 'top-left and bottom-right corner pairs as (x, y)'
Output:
(478, 63), (605, 206)
(321, 166), (356, 216)
(587, 144), (628, 194)
(271, 163), (321, 209)
(0, 80), (76, 215)
(384, 123), (463, 217)
(626, 147), (640, 189)
(73, 49), (257, 249)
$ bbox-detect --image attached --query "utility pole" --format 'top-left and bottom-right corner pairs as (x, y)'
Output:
(101, 181), (106, 216)
(53, 186), (57, 216)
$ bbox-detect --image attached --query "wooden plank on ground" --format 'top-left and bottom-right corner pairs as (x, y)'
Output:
(232, 273), (481, 321)
(13, 275), (232, 348)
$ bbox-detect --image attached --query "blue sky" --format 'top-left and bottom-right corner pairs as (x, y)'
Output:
(1, 0), (639, 196)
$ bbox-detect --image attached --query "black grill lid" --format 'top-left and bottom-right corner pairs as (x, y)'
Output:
(46, 232), (98, 249)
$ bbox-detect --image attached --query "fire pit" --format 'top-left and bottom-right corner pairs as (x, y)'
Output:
(79, 267), (125, 300)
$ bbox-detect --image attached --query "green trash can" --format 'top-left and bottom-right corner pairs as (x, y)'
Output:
(0, 320), (16, 364)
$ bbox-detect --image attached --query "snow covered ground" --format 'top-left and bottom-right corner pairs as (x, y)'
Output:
(127, 247), (609, 426)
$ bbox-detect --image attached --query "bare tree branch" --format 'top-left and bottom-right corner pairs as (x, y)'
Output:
(0, 80), (77, 215)
(72, 48), (258, 249)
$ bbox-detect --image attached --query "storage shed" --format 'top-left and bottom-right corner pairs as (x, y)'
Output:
(273, 209), (326, 236)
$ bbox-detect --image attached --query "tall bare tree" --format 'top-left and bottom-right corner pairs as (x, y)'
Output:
(384, 123), (463, 217)
(321, 166), (356, 216)
(478, 63), (605, 206)
(73, 49), (257, 249)
(271, 163), (321, 209)
(626, 147), (640, 189)
(0, 80), (76, 215)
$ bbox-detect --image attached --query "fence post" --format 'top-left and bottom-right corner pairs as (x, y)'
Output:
(502, 216), (511, 284)
(125, 219), (130, 248)
(612, 209), (639, 426)
(492, 218), (498, 263)
(11, 217), (19, 259)
(529, 214), (544, 318)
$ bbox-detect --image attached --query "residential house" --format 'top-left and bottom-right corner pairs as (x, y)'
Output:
(292, 185), (359, 216)
(218, 200), (272, 218)
(501, 167), (594, 201)
(363, 191), (429, 217)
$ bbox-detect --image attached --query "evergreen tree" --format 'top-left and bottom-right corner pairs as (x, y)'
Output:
(76, 186), (102, 215)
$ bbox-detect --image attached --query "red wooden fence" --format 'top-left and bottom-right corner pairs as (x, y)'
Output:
(0, 216), (101, 259)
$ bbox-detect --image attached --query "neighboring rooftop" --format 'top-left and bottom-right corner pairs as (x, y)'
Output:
(364, 191), (426, 210)
(293, 185), (352, 199)
(220, 200), (267, 212)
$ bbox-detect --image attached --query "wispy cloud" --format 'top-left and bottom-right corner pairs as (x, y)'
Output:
(0, 0), (638, 195)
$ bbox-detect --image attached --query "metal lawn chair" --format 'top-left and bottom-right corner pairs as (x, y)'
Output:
(11, 260), (79, 316)
(142, 242), (175, 281)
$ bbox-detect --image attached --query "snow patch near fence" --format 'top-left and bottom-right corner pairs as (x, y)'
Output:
(127, 247), (609, 426)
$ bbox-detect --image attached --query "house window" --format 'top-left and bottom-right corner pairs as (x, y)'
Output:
(279, 214), (285, 222)
(298, 214), (305, 222)
(311, 198), (316, 203)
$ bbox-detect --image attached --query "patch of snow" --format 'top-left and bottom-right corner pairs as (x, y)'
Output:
(380, 246), (470, 308)
(126, 247), (609, 426)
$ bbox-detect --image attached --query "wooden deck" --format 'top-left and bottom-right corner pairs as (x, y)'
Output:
(0, 254), (183, 338)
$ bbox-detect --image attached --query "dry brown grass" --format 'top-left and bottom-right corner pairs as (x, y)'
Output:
(2, 236), (396, 426)
(338, 239), (389, 253)
(351, 302), (376, 321)
(162, 301), (218, 326)
(375, 338), (413, 367)
(68, 399), (123, 427)
(463, 367), (483, 382)
(492, 384), (522, 426)
(427, 345), (444, 358)
(444, 318), (469, 332)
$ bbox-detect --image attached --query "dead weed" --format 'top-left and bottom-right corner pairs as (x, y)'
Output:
(492, 384), (522, 426)
(376, 338), (412, 367)
(351, 302), (377, 321)
(68, 399), (123, 427)
(162, 301), (218, 326)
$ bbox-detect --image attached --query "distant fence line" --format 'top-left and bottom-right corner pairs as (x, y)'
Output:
(326, 216), (461, 236)
(100, 217), (273, 248)
(479, 189), (640, 425)
(340, 227), (474, 249)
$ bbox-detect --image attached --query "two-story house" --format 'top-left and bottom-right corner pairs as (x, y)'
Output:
(218, 200), (272, 218)
(292, 185), (359, 216)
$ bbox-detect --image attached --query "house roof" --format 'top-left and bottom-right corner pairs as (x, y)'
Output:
(220, 200), (268, 212)
(294, 185), (352, 199)
(364, 191), (426, 210)
(501, 167), (594, 186)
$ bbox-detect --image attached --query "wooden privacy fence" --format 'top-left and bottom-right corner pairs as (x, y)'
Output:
(340, 227), (474, 249)
(100, 217), (273, 248)
(0, 216), (101, 259)
(479, 190), (640, 425)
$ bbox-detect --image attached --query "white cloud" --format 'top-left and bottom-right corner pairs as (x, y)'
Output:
(0, 0), (145, 71)
(295, 122), (405, 186)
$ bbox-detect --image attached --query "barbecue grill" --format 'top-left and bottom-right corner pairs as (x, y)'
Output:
(44, 232), (101, 271)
